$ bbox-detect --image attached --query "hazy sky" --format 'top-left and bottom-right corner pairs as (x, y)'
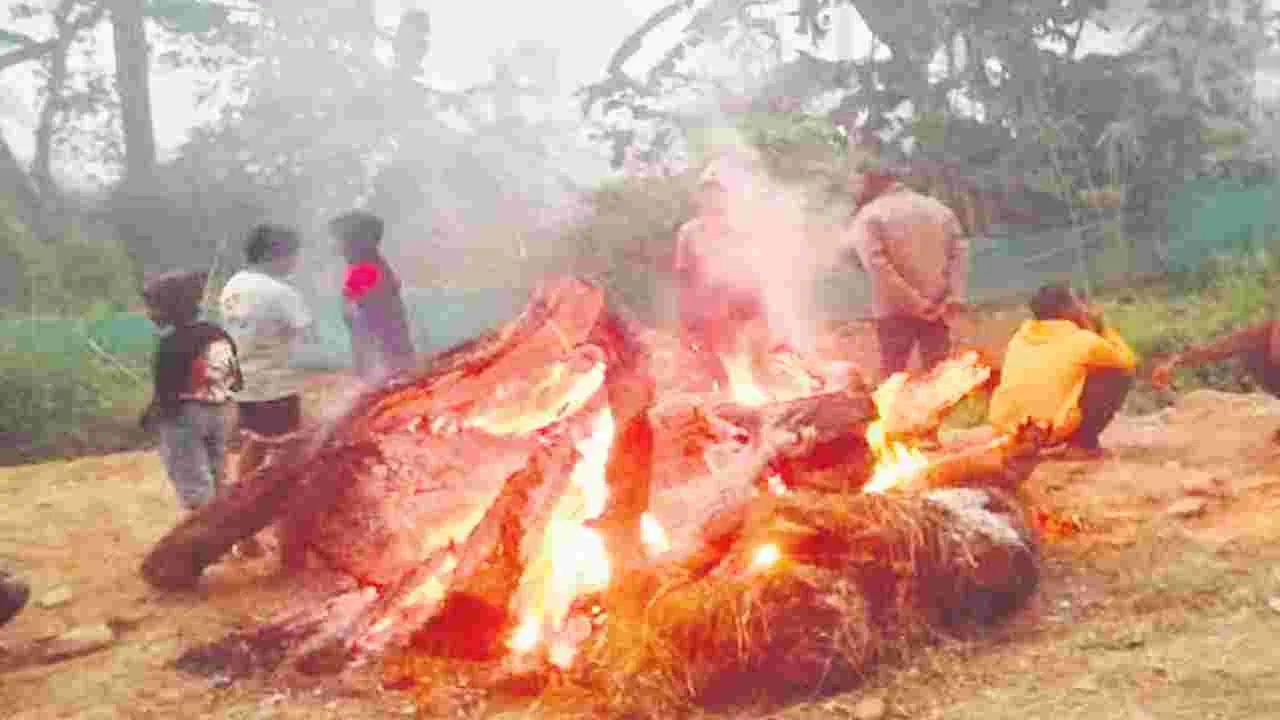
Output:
(0, 0), (675, 166)
(2, 0), (1276, 180)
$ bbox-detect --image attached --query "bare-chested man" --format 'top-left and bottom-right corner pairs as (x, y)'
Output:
(674, 170), (770, 390)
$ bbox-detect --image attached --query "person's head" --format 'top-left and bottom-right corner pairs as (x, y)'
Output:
(848, 161), (902, 208)
(142, 270), (208, 327)
(1029, 283), (1090, 325)
(328, 210), (385, 263)
(245, 223), (301, 274)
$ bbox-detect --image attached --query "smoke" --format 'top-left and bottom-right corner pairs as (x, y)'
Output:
(689, 122), (851, 355)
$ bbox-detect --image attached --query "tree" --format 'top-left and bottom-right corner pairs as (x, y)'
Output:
(110, 0), (156, 191)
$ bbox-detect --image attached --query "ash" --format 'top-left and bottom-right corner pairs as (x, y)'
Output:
(925, 488), (1027, 550)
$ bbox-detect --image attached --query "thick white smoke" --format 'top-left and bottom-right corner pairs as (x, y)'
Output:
(692, 129), (851, 356)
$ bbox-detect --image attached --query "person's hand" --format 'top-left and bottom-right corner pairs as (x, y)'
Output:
(1083, 305), (1105, 333)
(925, 300), (967, 324)
(1151, 361), (1175, 390)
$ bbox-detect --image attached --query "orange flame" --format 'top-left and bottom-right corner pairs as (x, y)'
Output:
(751, 543), (781, 571)
(508, 617), (541, 654)
(509, 409), (615, 657)
(640, 512), (671, 557)
(863, 372), (930, 494)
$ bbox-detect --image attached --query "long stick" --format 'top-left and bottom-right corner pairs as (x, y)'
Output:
(81, 333), (146, 386)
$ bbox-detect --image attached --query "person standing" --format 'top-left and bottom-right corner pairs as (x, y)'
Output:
(141, 269), (243, 513)
(674, 168), (769, 391)
(219, 224), (312, 558)
(328, 210), (416, 383)
(845, 160), (970, 379)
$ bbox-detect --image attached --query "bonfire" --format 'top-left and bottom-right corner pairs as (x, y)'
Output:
(144, 277), (1046, 716)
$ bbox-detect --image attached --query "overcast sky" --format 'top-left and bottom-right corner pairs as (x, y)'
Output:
(2, 0), (1277, 182)
(0, 0), (679, 167)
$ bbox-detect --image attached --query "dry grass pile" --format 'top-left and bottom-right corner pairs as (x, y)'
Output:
(574, 488), (1042, 715)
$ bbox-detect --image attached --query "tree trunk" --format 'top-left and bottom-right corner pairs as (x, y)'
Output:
(0, 133), (40, 231)
(110, 0), (156, 189)
(29, 1), (77, 242)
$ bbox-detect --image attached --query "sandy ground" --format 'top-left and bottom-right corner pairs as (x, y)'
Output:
(3, 373), (1280, 718)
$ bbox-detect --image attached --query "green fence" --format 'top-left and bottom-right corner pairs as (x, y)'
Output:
(2, 286), (529, 373)
(1166, 178), (1280, 272)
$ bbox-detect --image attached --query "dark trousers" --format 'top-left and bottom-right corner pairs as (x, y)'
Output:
(875, 315), (951, 379)
(1243, 350), (1280, 397)
(1071, 368), (1134, 448)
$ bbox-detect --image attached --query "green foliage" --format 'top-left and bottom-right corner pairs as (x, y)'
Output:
(145, 0), (230, 34)
(0, 206), (151, 465)
(1101, 250), (1279, 412)
(551, 174), (695, 322)
(0, 212), (138, 315)
(0, 318), (152, 466)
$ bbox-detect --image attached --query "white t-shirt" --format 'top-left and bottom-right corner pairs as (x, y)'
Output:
(219, 268), (313, 403)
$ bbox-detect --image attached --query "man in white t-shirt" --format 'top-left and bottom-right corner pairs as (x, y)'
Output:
(218, 223), (312, 559)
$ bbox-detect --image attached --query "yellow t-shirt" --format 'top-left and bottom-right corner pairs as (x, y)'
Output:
(988, 319), (1138, 442)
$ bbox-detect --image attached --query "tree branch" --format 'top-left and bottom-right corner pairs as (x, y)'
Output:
(0, 1), (105, 74)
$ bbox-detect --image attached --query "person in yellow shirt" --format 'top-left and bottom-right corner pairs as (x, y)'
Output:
(989, 284), (1138, 458)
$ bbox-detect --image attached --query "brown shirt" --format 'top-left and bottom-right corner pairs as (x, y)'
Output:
(847, 184), (969, 319)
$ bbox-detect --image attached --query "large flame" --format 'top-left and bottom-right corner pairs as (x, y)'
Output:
(863, 372), (931, 494)
(720, 344), (823, 408)
(508, 408), (615, 657)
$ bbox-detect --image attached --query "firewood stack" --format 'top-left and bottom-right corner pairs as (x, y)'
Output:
(147, 277), (1045, 714)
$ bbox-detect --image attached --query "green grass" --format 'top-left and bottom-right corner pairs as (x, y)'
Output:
(1096, 251), (1278, 413)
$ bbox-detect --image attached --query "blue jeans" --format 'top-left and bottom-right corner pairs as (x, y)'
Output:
(157, 402), (229, 511)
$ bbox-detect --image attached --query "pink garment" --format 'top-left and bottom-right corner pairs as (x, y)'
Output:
(846, 184), (969, 319)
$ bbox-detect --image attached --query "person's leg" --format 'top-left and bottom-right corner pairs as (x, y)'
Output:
(0, 567), (29, 628)
(875, 315), (918, 380)
(1069, 368), (1135, 450)
(235, 401), (269, 485)
(1238, 350), (1280, 444)
(205, 404), (230, 499)
(158, 406), (216, 512)
(268, 395), (306, 568)
(1241, 349), (1280, 398)
(233, 397), (302, 559)
(916, 318), (952, 372)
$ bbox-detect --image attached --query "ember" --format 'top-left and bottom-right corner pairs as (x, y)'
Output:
(750, 542), (781, 571)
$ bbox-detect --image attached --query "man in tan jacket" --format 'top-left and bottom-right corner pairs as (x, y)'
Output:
(845, 162), (969, 379)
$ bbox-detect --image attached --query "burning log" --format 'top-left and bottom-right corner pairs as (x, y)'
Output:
(159, 276), (1044, 713)
(141, 432), (324, 591)
(141, 278), (616, 591)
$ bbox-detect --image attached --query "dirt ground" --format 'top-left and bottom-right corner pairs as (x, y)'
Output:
(3, 375), (1280, 718)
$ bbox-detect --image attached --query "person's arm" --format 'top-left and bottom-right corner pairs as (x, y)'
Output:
(941, 211), (970, 307)
(1080, 325), (1138, 370)
(1152, 321), (1274, 388)
(279, 285), (314, 342)
(205, 339), (242, 394)
(674, 222), (700, 289)
(857, 216), (933, 317)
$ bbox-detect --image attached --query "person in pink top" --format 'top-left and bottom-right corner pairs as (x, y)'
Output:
(845, 159), (970, 380)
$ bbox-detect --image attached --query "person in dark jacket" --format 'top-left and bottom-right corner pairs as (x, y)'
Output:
(142, 269), (244, 511)
(329, 211), (417, 382)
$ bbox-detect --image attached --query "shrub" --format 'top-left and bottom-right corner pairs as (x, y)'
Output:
(0, 206), (152, 464)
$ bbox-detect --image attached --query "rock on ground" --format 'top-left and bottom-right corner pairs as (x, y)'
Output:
(43, 623), (115, 662)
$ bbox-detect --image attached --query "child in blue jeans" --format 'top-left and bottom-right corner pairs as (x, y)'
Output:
(141, 270), (243, 512)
